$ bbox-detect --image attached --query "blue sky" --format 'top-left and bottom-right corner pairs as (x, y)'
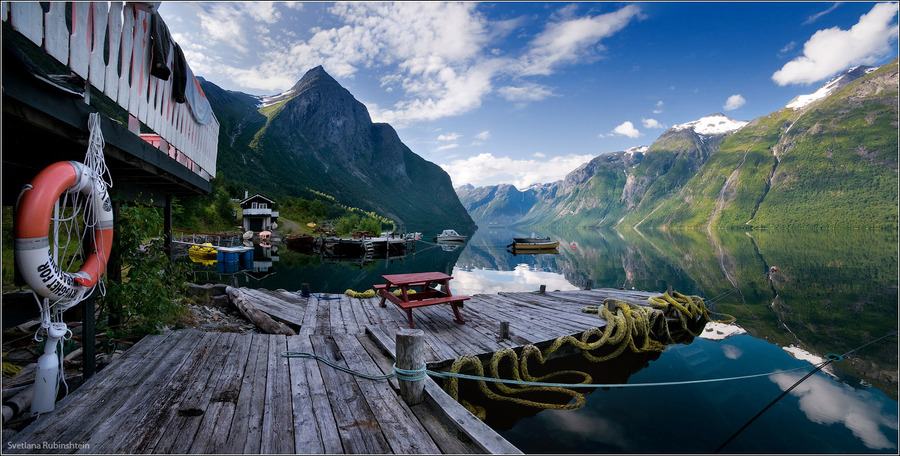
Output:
(160, 2), (899, 189)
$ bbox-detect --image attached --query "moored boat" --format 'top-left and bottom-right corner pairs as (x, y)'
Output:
(188, 242), (218, 260)
(507, 240), (560, 252)
(513, 236), (551, 243)
(435, 229), (466, 243)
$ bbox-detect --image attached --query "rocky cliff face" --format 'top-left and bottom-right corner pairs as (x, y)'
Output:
(204, 66), (475, 236)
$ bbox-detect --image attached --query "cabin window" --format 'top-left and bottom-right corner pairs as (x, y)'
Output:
(252, 202), (258, 209)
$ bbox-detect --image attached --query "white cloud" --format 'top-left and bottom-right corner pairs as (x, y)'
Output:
(434, 143), (459, 152)
(475, 130), (490, 141)
(642, 118), (666, 129)
(772, 2), (899, 85)
(440, 152), (594, 188)
(611, 121), (641, 138)
(168, 2), (641, 126)
(653, 100), (664, 114)
(517, 4), (643, 76)
(803, 2), (841, 25)
(497, 83), (556, 103)
(437, 133), (462, 141)
(245, 2), (281, 23)
(723, 94), (746, 110)
(534, 152), (546, 158)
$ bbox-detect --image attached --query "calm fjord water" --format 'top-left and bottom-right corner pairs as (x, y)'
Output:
(191, 227), (898, 453)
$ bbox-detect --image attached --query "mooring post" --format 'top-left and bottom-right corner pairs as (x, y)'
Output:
(585, 280), (593, 290)
(499, 321), (510, 340)
(539, 284), (546, 294)
(396, 328), (425, 405)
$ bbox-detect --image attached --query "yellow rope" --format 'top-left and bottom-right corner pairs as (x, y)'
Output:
(345, 289), (376, 298)
(443, 291), (737, 420)
(2, 361), (24, 378)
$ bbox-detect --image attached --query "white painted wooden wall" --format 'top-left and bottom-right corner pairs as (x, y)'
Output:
(4, 1), (218, 179)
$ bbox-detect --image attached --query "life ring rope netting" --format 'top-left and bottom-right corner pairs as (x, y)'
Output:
(443, 291), (736, 420)
(26, 113), (113, 339)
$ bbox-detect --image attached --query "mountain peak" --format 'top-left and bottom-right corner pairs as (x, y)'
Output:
(289, 65), (339, 93)
(784, 64), (879, 110)
(672, 113), (747, 135)
(259, 66), (339, 107)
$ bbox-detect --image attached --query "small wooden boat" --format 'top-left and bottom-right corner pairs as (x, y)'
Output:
(513, 236), (551, 244)
(284, 234), (315, 247)
(507, 240), (560, 252)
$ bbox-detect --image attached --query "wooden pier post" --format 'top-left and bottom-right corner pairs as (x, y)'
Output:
(396, 328), (425, 405)
(499, 321), (510, 340)
(539, 284), (546, 294)
(585, 280), (593, 290)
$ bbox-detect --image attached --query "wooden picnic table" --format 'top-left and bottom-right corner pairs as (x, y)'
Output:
(375, 272), (470, 329)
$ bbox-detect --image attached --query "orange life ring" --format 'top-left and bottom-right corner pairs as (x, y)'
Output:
(14, 161), (113, 302)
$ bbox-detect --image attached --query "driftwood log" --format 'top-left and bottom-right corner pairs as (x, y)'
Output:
(225, 287), (296, 336)
(2, 386), (33, 424)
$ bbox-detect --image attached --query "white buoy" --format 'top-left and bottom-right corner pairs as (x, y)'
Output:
(31, 322), (67, 415)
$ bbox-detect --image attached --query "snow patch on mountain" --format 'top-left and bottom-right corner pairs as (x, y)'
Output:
(625, 145), (649, 156)
(785, 65), (879, 110)
(672, 113), (747, 135)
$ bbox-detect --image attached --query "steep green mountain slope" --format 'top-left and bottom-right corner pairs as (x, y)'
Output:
(461, 59), (898, 231)
(201, 67), (475, 236)
(624, 59), (898, 230)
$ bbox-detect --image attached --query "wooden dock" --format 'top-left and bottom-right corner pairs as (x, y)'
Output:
(6, 287), (659, 454)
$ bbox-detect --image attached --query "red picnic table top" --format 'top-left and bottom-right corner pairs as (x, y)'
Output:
(380, 271), (452, 286)
(375, 272), (468, 329)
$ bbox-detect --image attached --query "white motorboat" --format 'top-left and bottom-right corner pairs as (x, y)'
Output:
(435, 229), (466, 243)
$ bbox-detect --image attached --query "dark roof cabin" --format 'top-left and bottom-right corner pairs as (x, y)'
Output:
(239, 193), (279, 232)
(2, 2), (219, 376)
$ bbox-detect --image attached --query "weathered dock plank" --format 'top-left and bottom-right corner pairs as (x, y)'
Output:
(285, 335), (333, 454)
(333, 333), (441, 454)
(309, 335), (392, 454)
(261, 334), (294, 454)
(194, 332), (253, 453)
(224, 333), (269, 454)
(366, 326), (523, 455)
(5, 332), (177, 452)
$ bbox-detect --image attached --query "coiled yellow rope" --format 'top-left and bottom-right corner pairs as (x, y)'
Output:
(2, 352), (24, 378)
(443, 291), (736, 419)
(345, 289), (376, 298)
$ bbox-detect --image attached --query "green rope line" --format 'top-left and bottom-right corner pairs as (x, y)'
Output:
(279, 350), (835, 389)
(281, 350), (427, 381)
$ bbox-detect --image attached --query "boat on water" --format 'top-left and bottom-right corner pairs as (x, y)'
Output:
(284, 234), (315, 247)
(188, 242), (218, 260)
(513, 236), (551, 244)
(507, 239), (560, 253)
(435, 229), (466, 243)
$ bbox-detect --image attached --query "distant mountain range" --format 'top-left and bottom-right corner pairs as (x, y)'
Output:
(458, 58), (899, 230)
(201, 66), (475, 236)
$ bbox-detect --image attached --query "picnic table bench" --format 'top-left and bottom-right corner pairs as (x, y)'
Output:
(375, 272), (470, 329)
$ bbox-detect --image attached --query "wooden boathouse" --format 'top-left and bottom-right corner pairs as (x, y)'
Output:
(5, 287), (675, 454)
(2, 2), (219, 376)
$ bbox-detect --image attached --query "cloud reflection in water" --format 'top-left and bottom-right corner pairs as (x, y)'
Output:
(769, 371), (899, 450)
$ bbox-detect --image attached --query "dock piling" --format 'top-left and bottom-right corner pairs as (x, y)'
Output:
(396, 329), (425, 405)
(499, 321), (510, 340)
